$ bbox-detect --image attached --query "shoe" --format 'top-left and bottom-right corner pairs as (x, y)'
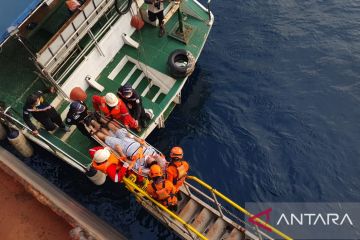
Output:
(62, 125), (71, 132)
(159, 27), (165, 37)
(145, 109), (154, 119)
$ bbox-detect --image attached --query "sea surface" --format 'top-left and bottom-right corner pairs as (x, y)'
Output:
(2, 0), (360, 239)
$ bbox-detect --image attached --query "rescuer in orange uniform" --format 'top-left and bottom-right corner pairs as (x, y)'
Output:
(92, 93), (139, 131)
(89, 147), (129, 183)
(147, 164), (178, 211)
(166, 146), (189, 196)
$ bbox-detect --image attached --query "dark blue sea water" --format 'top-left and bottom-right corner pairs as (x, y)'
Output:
(3, 0), (360, 239)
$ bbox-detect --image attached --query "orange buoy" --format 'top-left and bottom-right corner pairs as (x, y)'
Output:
(131, 16), (144, 31)
(70, 87), (87, 101)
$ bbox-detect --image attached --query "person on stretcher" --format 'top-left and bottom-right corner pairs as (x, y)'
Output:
(88, 119), (166, 176)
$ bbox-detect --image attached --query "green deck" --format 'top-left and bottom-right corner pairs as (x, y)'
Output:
(0, 0), (212, 166)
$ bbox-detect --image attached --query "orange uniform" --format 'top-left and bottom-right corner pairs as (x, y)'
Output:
(90, 147), (127, 183)
(166, 160), (189, 193)
(92, 95), (138, 129)
(147, 178), (178, 207)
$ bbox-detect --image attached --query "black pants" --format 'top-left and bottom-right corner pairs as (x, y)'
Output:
(76, 122), (97, 140)
(148, 10), (164, 24)
(37, 108), (65, 131)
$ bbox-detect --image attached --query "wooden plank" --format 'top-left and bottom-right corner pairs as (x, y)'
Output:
(205, 218), (227, 240)
(224, 228), (244, 240)
(163, 3), (180, 25)
(178, 199), (201, 223)
(191, 208), (214, 233)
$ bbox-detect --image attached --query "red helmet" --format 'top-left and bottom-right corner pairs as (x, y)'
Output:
(170, 146), (183, 159)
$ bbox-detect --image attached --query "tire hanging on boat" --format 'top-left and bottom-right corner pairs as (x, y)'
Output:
(167, 49), (196, 78)
(115, 0), (132, 15)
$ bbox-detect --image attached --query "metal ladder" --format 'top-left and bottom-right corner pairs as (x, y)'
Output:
(123, 176), (293, 240)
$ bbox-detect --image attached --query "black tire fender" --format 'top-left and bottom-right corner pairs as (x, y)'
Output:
(167, 49), (196, 78)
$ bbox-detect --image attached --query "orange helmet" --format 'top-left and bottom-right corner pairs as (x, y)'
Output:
(170, 146), (183, 159)
(149, 164), (162, 178)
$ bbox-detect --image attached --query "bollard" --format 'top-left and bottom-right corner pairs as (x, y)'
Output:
(7, 128), (34, 157)
(85, 167), (106, 185)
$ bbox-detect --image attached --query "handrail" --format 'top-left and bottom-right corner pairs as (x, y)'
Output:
(122, 177), (207, 240)
(207, 0), (211, 21)
(55, 6), (119, 83)
(40, 0), (115, 70)
(186, 176), (293, 240)
(0, 109), (88, 173)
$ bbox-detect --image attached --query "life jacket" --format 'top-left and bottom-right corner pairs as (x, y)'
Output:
(66, 0), (81, 12)
(152, 180), (171, 201)
(92, 153), (120, 174)
(98, 97), (129, 120)
(169, 161), (188, 184)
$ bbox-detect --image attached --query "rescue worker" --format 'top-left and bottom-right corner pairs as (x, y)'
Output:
(117, 84), (153, 128)
(92, 92), (139, 132)
(146, 0), (165, 37)
(23, 87), (69, 136)
(166, 146), (189, 195)
(65, 101), (92, 138)
(90, 147), (129, 183)
(147, 164), (178, 211)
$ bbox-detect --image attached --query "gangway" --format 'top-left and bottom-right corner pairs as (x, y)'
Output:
(123, 176), (293, 240)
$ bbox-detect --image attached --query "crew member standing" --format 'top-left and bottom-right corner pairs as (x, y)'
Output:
(147, 164), (178, 211)
(23, 87), (69, 135)
(117, 84), (152, 128)
(65, 100), (92, 138)
(166, 146), (189, 196)
(146, 0), (165, 37)
(92, 92), (139, 131)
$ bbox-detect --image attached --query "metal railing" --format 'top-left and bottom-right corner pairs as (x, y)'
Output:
(38, 0), (116, 73)
(0, 108), (88, 173)
(185, 176), (293, 240)
(207, 0), (211, 21)
(55, 7), (120, 84)
(122, 177), (207, 240)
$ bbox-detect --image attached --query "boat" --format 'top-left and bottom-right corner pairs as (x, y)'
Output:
(0, 0), (292, 239)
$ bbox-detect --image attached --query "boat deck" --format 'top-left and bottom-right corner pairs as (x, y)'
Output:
(0, 0), (212, 167)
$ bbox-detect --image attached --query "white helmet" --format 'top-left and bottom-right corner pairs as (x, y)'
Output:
(93, 149), (111, 163)
(105, 93), (119, 107)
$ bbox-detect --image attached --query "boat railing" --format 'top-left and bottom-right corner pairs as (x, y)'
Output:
(207, 0), (211, 21)
(184, 176), (293, 240)
(54, 5), (120, 85)
(0, 108), (88, 173)
(36, 0), (116, 75)
(122, 176), (208, 240)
